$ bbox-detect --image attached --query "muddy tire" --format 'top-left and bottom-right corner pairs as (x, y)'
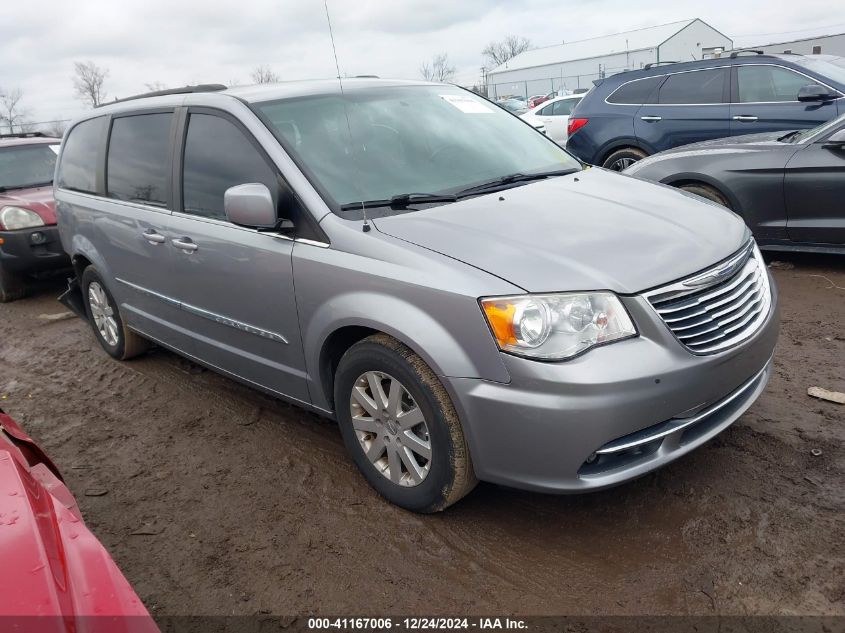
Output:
(81, 266), (149, 360)
(602, 147), (648, 171)
(679, 183), (732, 210)
(0, 266), (28, 303)
(334, 334), (477, 513)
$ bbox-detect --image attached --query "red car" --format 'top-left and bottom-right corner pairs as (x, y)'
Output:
(0, 408), (159, 632)
(0, 133), (70, 302)
(527, 94), (548, 109)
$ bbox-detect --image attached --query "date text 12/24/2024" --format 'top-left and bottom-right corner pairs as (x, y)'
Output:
(307, 618), (528, 630)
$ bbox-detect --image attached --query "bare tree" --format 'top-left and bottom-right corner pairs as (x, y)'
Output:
(0, 87), (28, 133)
(420, 53), (456, 83)
(73, 61), (109, 107)
(144, 81), (168, 92)
(251, 65), (280, 84)
(41, 118), (70, 138)
(482, 35), (532, 68)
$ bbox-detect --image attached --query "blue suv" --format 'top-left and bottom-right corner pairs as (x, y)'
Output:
(566, 52), (845, 170)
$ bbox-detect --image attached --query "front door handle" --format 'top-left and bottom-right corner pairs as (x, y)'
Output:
(172, 237), (198, 253)
(142, 229), (166, 245)
(640, 115), (662, 122)
(733, 115), (758, 122)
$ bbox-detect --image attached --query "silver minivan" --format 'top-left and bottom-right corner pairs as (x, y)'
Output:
(55, 79), (779, 512)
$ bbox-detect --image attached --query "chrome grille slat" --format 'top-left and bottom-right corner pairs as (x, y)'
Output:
(644, 241), (772, 354)
(652, 267), (756, 313)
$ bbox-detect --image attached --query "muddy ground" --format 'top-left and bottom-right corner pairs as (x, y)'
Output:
(0, 253), (843, 617)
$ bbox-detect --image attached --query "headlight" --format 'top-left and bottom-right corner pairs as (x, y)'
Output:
(480, 292), (637, 360)
(0, 206), (45, 231)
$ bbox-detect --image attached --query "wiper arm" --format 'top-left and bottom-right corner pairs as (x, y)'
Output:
(777, 130), (801, 142)
(455, 168), (579, 197)
(339, 192), (458, 211)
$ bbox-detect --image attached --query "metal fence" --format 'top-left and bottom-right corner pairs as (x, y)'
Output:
(485, 64), (635, 100)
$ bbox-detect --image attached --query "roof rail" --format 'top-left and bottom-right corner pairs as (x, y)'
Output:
(729, 50), (764, 58)
(0, 132), (49, 139)
(644, 61), (680, 70)
(97, 84), (228, 108)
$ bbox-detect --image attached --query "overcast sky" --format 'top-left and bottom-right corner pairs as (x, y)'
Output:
(1, 0), (842, 126)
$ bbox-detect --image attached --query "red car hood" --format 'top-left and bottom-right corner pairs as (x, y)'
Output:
(0, 186), (57, 225)
(0, 410), (158, 632)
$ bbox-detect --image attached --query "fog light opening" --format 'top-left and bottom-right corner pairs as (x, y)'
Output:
(30, 232), (46, 245)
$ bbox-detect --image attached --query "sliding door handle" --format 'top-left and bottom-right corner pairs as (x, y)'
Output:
(172, 237), (199, 253)
(142, 229), (166, 244)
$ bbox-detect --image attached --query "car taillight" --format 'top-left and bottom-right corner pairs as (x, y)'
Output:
(568, 118), (588, 136)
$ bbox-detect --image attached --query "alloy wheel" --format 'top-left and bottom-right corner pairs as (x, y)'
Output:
(88, 281), (119, 347)
(610, 157), (637, 171)
(349, 371), (432, 487)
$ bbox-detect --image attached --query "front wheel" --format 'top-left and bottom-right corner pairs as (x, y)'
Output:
(334, 334), (477, 512)
(679, 184), (732, 210)
(81, 266), (149, 360)
(0, 266), (27, 303)
(602, 147), (647, 171)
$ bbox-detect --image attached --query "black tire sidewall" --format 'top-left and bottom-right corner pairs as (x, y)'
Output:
(81, 267), (126, 360)
(603, 148), (647, 171)
(0, 265), (27, 303)
(680, 184), (732, 210)
(334, 341), (457, 513)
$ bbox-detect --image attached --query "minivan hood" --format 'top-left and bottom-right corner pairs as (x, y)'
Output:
(372, 168), (747, 294)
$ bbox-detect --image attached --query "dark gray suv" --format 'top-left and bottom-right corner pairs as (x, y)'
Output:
(55, 79), (779, 511)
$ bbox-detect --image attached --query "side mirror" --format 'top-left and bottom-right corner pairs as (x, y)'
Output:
(224, 183), (278, 229)
(797, 84), (835, 102)
(822, 129), (845, 150)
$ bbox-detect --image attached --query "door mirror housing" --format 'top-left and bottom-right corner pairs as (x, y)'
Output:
(797, 84), (835, 102)
(822, 129), (845, 150)
(224, 183), (278, 229)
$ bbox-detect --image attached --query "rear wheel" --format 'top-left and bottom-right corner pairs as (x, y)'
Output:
(81, 266), (149, 360)
(602, 147), (647, 171)
(0, 266), (27, 303)
(334, 334), (477, 513)
(679, 183), (732, 209)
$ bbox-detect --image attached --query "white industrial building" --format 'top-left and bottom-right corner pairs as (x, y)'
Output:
(746, 32), (845, 57)
(486, 18), (733, 99)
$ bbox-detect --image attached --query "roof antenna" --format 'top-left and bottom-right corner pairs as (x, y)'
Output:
(323, 0), (371, 232)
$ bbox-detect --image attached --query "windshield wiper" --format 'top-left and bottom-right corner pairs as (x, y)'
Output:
(340, 192), (458, 211)
(455, 168), (579, 197)
(777, 130), (802, 143)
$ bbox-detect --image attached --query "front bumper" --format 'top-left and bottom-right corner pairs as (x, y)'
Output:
(444, 277), (779, 493)
(0, 225), (70, 275)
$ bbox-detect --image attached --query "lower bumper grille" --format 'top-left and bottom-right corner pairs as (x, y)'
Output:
(579, 360), (771, 476)
(644, 240), (772, 354)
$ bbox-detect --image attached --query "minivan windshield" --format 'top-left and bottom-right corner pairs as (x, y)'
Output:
(0, 144), (59, 192)
(255, 85), (581, 217)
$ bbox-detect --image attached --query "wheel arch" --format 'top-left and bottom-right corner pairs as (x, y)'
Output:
(662, 174), (742, 214)
(597, 139), (652, 166)
(305, 293), (509, 414)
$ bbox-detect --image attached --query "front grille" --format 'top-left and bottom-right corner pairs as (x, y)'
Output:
(645, 241), (772, 354)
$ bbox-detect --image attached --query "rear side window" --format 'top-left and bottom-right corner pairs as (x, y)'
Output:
(182, 113), (279, 220)
(58, 116), (107, 194)
(737, 65), (811, 103)
(107, 113), (172, 207)
(552, 100), (577, 115)
(658, 68), (728, 104)
(606, 76), (663, 104)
